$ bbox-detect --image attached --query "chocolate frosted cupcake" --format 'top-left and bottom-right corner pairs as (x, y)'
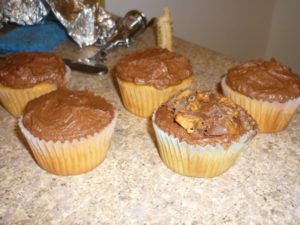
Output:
(19, 88), (117, 176)
(152, 89), (257, 178)
(222, 58), (300, 132)
(0, 52), (70, 116)
(115, 48), (193, 117)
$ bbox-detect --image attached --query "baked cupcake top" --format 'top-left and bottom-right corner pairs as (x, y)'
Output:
(226, 58), (300, 103)
(115, 48), (193, 89)
(0, 52), (67, 89)
(22, 88), (115, 142)
(155, 89), (257, 145)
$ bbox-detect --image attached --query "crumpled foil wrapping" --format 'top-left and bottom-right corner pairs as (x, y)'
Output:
(46, 0), (117, 47)
(0, 0), (117, 47)
(0, 0), (50, 25)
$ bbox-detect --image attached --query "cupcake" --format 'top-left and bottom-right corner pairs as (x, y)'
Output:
(115, 48), (193, 117)
(0, 52), (70, 117)
(152, 89), (257, 178)
(19, 88), (117, 176)
(221, 58), (300, 133)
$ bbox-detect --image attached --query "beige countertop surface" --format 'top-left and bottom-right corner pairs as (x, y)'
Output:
(0, 29), (299, 225)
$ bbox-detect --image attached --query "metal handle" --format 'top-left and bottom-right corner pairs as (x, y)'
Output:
(100, 10), (148, 55)
(82, 10), (155, 67)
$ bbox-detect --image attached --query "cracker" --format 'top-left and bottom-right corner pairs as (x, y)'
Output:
(156, 7), (173, 51)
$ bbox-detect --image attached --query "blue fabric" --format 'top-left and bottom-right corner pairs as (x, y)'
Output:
(0, 21), (68, 52)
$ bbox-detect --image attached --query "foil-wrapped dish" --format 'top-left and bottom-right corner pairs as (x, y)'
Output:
(0, 0), (117, 47)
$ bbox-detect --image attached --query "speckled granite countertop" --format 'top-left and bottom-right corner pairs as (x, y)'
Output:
(1, 29), (299, 225)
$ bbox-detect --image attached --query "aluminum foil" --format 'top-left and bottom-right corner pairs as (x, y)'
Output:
(0, 7), (3, 29)
(46, 0), (117, 47)
(0, 0), (117, 47)
(0, 0), (50, 25)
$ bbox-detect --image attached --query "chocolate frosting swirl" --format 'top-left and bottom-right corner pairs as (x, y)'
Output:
(226, 58), (300, 103)
(115, 48), (193, 89)
(155, 89), (257, 145)
(0, 52), (67, 89)
(22, 88), (115, 142)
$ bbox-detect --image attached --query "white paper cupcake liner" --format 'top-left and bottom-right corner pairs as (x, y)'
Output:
(18, 112), (117, 176)
(221, 77), (300, 132)
(117, 77), (192, 117)
(152, 113), (256, 178)
(0, 66), (71, 117)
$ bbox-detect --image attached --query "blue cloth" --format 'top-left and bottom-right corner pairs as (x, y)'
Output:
(0, 21), (68, 52)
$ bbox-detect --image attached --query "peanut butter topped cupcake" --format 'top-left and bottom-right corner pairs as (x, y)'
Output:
(155, 90), (256, 144)
(222, 58), (300, 132)
(0, 52), (70, 116)
(153, 89), (257, 178)
(115, 48), (193, 117)
(19, 88), (117, 176)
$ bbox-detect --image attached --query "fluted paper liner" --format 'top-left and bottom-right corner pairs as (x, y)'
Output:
(221, 77), (300, 133)
(117, 77), (192, 117)
(152, 114), (256, 178)
(0, 66), (71, 117)
(19, 113), (117, 176)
